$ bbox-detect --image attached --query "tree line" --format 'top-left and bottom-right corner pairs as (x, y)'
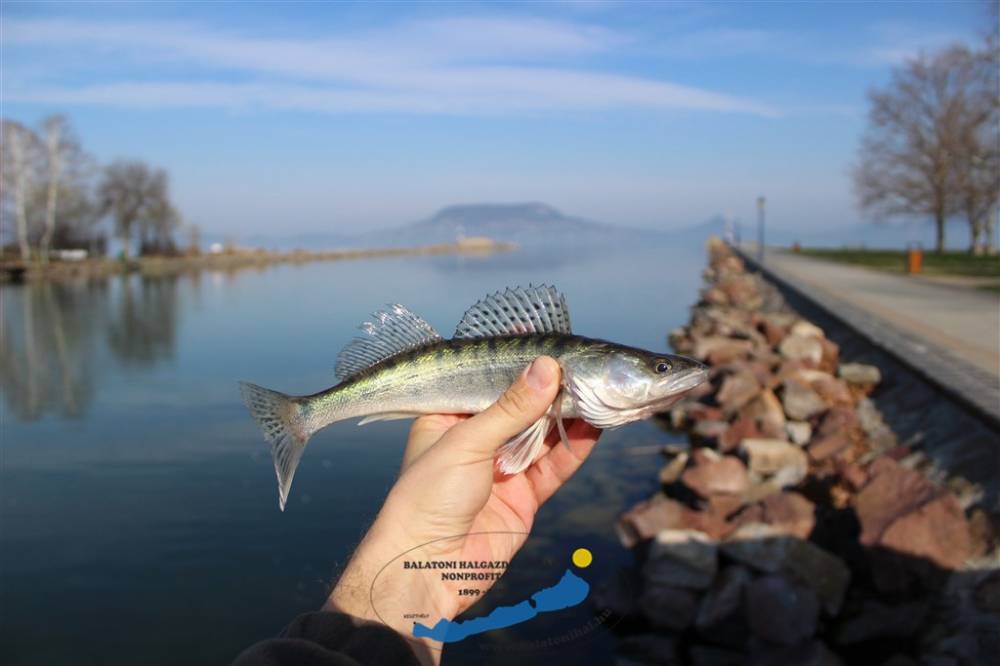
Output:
(855, 18), (999, 254)
(2, 115), (183, 262)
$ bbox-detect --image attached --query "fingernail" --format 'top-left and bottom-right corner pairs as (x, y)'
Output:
(525, 358), (553, 391)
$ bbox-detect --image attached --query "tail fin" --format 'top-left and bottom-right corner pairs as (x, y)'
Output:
(239, 382), (311, 511)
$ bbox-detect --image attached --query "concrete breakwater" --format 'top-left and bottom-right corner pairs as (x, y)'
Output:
(602, 237), (998, 666)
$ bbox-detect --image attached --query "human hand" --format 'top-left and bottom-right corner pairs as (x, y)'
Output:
(324, 356), (600, 661)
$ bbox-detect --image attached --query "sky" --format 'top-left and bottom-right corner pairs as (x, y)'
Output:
(0, 1), (991, 239)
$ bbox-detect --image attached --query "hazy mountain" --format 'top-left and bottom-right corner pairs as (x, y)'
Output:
(220, 203), (973, 252)
(226, 202), (669, 253)
(353, 202), (665, 248)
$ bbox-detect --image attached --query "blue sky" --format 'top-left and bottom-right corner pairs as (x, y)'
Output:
(1, 1), (990, 238)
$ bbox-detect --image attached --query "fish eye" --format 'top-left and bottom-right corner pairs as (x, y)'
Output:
(655, 361), (671, 373)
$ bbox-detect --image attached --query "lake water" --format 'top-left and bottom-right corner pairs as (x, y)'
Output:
(0, 240), (706, 665)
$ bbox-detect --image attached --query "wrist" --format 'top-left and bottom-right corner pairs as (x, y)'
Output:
(324, 517), (460, 655)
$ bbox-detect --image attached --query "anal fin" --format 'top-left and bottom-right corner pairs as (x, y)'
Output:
(357, 412), (421, 426)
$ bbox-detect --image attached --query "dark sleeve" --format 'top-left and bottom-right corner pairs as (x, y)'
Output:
(232, 611), (423, 666)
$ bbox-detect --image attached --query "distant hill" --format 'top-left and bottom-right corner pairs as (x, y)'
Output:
(218, 203), (975, 252)
(352, 202), (665, 248)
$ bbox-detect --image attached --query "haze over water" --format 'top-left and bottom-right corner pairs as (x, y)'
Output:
(0, 240), (703, 665)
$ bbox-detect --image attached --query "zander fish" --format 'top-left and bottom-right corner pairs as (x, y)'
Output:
(241, 285), (707, 510)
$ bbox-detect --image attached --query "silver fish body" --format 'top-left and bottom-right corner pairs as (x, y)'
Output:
(241, 287), (707, 510)
(298, 333), (704, 429)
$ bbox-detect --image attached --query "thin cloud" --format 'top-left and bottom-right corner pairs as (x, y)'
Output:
(3, 17), (777, 117)
(644, 23), (970, 67)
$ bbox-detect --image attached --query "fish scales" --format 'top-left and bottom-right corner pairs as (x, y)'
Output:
(303, 334), (582, 429)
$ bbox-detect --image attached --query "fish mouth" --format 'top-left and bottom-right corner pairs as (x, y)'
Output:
(632, 364), (709, 417)
(669, 364), (709, 394)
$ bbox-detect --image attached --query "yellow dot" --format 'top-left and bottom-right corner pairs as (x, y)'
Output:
(571, 548), (592, 569)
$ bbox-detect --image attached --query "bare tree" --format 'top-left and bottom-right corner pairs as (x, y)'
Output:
(38, 115), (90, 262)
(854, 46), (986, 253)
(142, 181), (182, 255)
(26, 180), (100, 252)
(1, 120), (42, 260)
(952, 59), (999, 255)
(97, 160), (180, 260)
(956, 13), (1000, 255)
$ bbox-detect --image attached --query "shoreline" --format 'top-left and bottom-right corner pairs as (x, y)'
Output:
(0, 237), (516, 283)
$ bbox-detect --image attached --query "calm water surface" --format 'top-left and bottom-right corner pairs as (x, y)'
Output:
(0, 241), (704, 665)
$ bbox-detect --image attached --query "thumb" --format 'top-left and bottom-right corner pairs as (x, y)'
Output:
(447, 356), (561, 458)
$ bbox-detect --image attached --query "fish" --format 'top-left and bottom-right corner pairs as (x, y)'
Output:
(241, 285), (708, 510)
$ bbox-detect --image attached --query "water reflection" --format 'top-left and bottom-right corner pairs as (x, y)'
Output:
(0, 243), (707, 666)
(0, 275), (181, 420)
(106, 275), (180, 366)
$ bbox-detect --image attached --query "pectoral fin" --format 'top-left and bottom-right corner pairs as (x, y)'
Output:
(496, 415), (553, 474)
(553, 396), (572, 453)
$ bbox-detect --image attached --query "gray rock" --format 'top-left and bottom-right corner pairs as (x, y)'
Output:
(659, 452), (689, 485)
(778, 333), (823, 365)
(718, 370), (762, 413)
(617, 494), (690, 548)
(721, 522), (850, 615)
(742, 438), (808, 488)
(689, 645), (746, 666)
(696, 565), (751, 628)
(833, 600), (928, 644)
(786, 420), (813, 446)
(880, 656), (918, 666)
(644, 529), (718, 590)
(693, 419), (730, 440)
(682, 455), (750, 498)
(855, 398), (887, 436)
(838, 362), (881, 387)
(593, 569), (639, 618)
(974, 570), (1000, 613)
(617, 634), (679, 665)
(746, 640), (843, 666)
(638, 584), (700, 631)
(694, 336), (754, 362)
(790, 320), (825, 338)
(781, 379), (828, 421)
(742, 389), (787, 435)
(720, 523), (790, 573)
(745, 575), (820, 645)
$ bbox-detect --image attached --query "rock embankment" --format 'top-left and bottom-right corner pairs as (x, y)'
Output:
(605, 237), (998, 666)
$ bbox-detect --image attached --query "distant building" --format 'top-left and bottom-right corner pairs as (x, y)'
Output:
(54, 249), (88, 261)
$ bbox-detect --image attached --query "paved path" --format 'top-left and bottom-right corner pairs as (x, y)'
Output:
(743, 248), (1000, 425)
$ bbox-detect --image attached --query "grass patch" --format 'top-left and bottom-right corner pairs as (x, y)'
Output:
(797, 249), (1000, 278)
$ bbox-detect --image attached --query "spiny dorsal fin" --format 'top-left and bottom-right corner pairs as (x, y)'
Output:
(454, 285), (572, 339)
(335, 304), (442, 380)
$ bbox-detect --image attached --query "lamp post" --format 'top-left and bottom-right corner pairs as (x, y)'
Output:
(757, 196), (766, 262)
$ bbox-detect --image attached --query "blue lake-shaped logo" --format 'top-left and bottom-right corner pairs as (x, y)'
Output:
(370, 533), (611, 651)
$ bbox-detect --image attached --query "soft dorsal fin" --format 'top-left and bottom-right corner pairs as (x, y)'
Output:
(454, 285), (572, 339)
(335, 304), (442, 380)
